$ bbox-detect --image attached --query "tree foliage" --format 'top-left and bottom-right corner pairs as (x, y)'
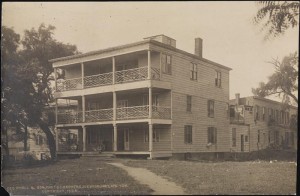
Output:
(252, 52), (298, 107)
(1, 24), (79, 159)
(253, 1), (299, 40)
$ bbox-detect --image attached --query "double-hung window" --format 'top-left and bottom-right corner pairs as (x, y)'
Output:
(215, 71), (221, 87)
(208, 127), (217, 144)
(232, 128), (236, 147)
(161, 53), (172, 74)
(208, 100), (215, 118)
(184, 125), (193, 144)
(187, 95), (192, 112)
(190, 63), (197, 80)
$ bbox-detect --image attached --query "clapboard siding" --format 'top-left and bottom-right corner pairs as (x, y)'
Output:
(148, 45), (231, 153)
(231, 96), (297, 152)
(128, 124), (171, 151)
(229, 124), (250, 152)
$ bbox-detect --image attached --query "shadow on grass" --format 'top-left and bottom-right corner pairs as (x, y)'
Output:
(2, 155), (81, 170)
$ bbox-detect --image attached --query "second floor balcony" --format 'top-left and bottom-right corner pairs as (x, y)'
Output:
(57, 105), (171, 124)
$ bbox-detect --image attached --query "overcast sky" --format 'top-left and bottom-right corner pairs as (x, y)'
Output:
(2, 2), (299, 101)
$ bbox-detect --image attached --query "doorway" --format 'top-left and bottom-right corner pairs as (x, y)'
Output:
(117, 128), (130, 151)
(124, 128), (130, 151)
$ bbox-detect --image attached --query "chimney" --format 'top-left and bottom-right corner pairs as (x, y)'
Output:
(195, 38), (203, 58)
(235, 93), (240, 106)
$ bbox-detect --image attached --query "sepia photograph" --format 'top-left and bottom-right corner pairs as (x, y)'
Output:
(1, 1), (298, 195)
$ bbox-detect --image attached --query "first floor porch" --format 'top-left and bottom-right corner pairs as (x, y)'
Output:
(55, 123), (172, 159)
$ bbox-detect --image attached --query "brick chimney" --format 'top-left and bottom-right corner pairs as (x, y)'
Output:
(195, 38), (203, 58)
(235, 93), (240, 106)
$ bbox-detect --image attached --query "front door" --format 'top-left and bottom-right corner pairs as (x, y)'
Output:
(124, 128), (130, 151)
(241, 135), (244, 152)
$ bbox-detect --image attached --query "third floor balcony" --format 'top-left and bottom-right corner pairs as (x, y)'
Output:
(54, 50), (165, 94)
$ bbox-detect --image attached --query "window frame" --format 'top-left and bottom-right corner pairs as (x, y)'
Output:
(232, 128), (236, 147)
(207, 127), (217, 144)
(190, 63), (198, 81)
(207, 100), (215, 118)
(262, 107), (265, 121)
(144, 129), (160, 142)
(184, 125), (193, 144)
(215, 71), (222, 88)
(187, 95), (192, 112)
(161, 53), (172, 75)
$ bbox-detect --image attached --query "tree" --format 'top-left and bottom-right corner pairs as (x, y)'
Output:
(2, 24), (79, 160)
(1, 26), (25, 158)
(253, 1), (299, 40)
(252, 52), (298, 106)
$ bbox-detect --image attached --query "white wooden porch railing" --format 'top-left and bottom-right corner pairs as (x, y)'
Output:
(85, 108), (113, 122)
(152, 106), (171, 119)
(57, 111), (83, 124)
(117, 105), (149, 120)
(56, 77), (82, 92)
(56, 66), (161, 92)
(57, 106), (171, 124)
(115, 67), (148, 83)
(84, 72), (113, 88)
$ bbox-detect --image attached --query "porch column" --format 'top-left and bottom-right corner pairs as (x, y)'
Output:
(159, 52), (162, 79)
(82, 95), (86, 122)
(148, 50), (151, 80)
(82, 126), (86, 152)
(112, 56), (116, 84)
(55, 98), (58, 124)
(113, 92), (117, 121)
(55, 127), (59, 152)
(113, 124), (118, 151)
(149, 123), (153, 158)
(54, 68), (57, 92)
(81, 62), (85, 89)
(149, 87), (152, 118)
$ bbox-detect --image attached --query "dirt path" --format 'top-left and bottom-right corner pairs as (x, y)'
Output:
(109, 162), (188, 195)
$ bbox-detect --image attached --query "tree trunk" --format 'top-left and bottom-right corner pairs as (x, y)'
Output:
(37, 119), (56, 160)
(2, 126), (10, 158)
(24, 125), (28, 151)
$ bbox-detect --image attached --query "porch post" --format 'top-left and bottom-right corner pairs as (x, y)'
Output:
(149, 123), (153, 159)
(112, 56), (116, 84)
(81, 62), (84, 89)
(113, 92), (117, 120)
(55, 127), (59, 152)
(54, 68), (57, 91)
(82, 95), (86, 122)
(113, 124), (118, 151)
(148, 50), (151, 80)
(159, 52), (162, 79)
(149, 87), (152, 118)
(55, 98), (58, 124)
(82, 126), (86, 152)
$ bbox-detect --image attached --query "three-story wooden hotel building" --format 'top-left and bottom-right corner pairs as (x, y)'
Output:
(50, 35), (232, 159)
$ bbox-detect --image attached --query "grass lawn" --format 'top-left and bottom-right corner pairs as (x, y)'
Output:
(2, 157), (152, 195)
(123, 160), (297, 195)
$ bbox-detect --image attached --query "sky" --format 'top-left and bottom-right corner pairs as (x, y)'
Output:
(2, 2), (299, 101)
